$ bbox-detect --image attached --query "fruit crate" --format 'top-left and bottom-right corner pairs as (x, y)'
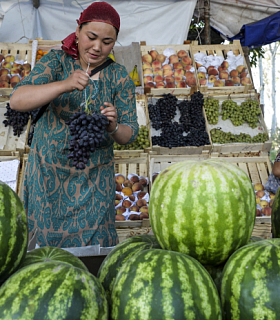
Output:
(252, 216), (272, 239)
(146, 95), (212, 155)
(0, 42), (33, 101)
(205, 93), (271, 154)
(30, 38), (62, 67)
(191, 40), (254, 95)
(116, 223), (152, 243)
(0, 151), (21, 195)
(148, 151), (210, 189)
(140, 41), (198, 96)
(0, 101), (31, 155)
(210, 152), (272, 186)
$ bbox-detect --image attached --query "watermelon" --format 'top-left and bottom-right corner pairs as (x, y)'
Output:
(271, 186), (280, 237)
(97, 235), (161, 302)
(203, 262), (225, 295)
(0, 261), (108, 319)
(111, 249), (222, 320)
(21, 246), (88, 271)
(149, 159), (256, 265)
(0, 181), (28, 282)
(221, 239), (280, 319)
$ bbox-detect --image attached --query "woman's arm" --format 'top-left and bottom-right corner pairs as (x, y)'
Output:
(273, 161), (280, 178)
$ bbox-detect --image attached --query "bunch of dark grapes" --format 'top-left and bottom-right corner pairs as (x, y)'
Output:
(66, 111), (109, 170)
(185, 128), (210, 146)
(3, 102), (30, 137)
(152, 122), (185, 148)
(148, 93), (178, 130)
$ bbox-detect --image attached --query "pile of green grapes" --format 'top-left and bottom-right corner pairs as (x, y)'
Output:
(203, 98), (220, 125)
(221, 99), (261, 128)
(210, 128), (269, 144)
(113, 125), (150, 150)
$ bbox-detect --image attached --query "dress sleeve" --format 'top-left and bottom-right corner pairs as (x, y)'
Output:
(113, 66), (139, 145)
(10, 50), (63, 96)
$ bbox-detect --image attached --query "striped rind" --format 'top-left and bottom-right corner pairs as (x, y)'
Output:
(149, 160), (256, 266)
(0, 181), (28, 282)
(111, 249), (222, 320)
(0, 262), (108, 320)
(97, 235), (161, 301)
(21, 246), (88, 271)
(221, 239), (280, 319)
(271, 187), (280, 237)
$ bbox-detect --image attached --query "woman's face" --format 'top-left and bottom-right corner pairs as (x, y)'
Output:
(76, 21), (117, 70)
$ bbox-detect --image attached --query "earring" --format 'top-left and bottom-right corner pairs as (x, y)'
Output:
(76, 38), (79, 45)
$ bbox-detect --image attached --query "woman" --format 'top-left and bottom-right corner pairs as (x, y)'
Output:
(10, 2), (139, 248)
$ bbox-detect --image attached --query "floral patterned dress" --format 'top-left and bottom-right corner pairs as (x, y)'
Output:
(12, 50), (139, 248)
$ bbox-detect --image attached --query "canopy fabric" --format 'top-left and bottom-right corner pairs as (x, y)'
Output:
(0, 0), (197, 46)
(230, 11), (280, 48)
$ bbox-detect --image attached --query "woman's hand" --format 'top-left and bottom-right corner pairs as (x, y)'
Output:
(62, 69), (90, 93)
(100, 102), (118, 133)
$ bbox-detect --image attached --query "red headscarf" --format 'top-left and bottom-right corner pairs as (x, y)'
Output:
(61, 2), (120, 59)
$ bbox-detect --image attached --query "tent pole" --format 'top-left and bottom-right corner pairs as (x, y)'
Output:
(204, 0), (211, 44)
(33, 0), (40, 9)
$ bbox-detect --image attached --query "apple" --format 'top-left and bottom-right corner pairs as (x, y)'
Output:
(162, 64), (172, 70)
(219, 71), (229, 80)
(140, 206), (149, 214)
(115, 199), (121, 206)
(130, 175), (139, 183)
(177, 50), (188, 58)
(13, 62), (22, 69)
(156, 81), (165, 88)
(143, 76), (154, 85)
(208, 68), (218, 76)
(122, 187), (133, 196)
(10, 75), (20, 84)
(10, 67), (21, 75)
(137, 191), (147, 199)
(139, 213), (149, 220)
(256, 195), (261, 204)
(145, 82), (155, 88)
(207, 65), (215, 72)
(181, 56), (192, 66)
(0, 74), (10, 83)
(4, 55), (15, 63)
(136, 199), (147, 207)
(240, 72), (248, 79)
(256, 209), (262, 217)
(185, 71), (194, 78)
(169, 54), (179, 64)
(259, 200), (269, 208)
(186, 76), (196, 87)
(130, 205), (140, 212)
(214, 80), (224, 87)
(174, 69), (185, 76)
(225, 80), (234, 86)
(221, 60), (229, 68)
(199, 78), (207, 85)
(176, 80), (186, 88)
(256, 190), (265, 198)
(236, 65), (246, 74)
(241, 77), (251, 85)
(197, 72), (206, 79)
(152, 60), (162, 69)
(0, 81), (9, 88)
(208, 75), (217, 83)
(123, 199), (133, 208)
(231, 76), (240, 84)
(143, 68), (153, 75)
(22, 63), (31, 71)
(218, 66), (227, 72)
(262, 207), (272, 216)
(149, 50), (158, 61)
(174, 76), (184, 82)
(115, 214), (125, 221)
(142, 62), (152, 70)
(164, 76), (175, 83)
(230, 69), (238, 77)
(254, 183), (264, 191)
(123, 179), (133, 188)
(154, 75), (164, 83)
(129, 195), (135, 202)
(173, 62), (184, 70)
(115, 182), (122, 192)
(1, 61), (11, 69)
(166, 82), (175, 88)
(142, 53), (152, 64)
(129, 214), (140, 220)
(153, 68), (163, 76)
(115, 194), (123, 201)
(116, 174), (125, 184)
(163, 69), (174, 77)
(0, 69), (9, 76)
(21, 70), (31, 78)
(139, 178), (148, 187)
(156, 54), (166, 63)
(183, 65), (193, 72)
(116, 206), (126, 215)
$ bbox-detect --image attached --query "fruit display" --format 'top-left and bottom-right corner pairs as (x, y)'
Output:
(113, 125), (150, 150)
(115, 173), (149, 221)
(221, 239), (280, 318)
(21, 246), (88, 271)
(193, 49), (251, 88)
(97, 235), (161, 302)
(0, 181), (28, 283)
(254, 182), (274, 217)
(149, 159), (256, 266)
(65, 110), (109, 170)
(0, 262), (108, 319)
(0, 53), (31, 88)
(110, 249), (222, 320)
(129, 65), (141, 86)
(36, 49), (49, 62)
(148, 92), (210, 148)
(141, 47), (196, 89)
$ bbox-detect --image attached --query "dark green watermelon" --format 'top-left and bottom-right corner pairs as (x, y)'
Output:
(271, 187), (280, 237)
(21, 246), (88, 271)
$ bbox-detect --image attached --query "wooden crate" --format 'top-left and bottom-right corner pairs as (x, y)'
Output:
(140, 41), (198, 96)
(116, 225), (152, 243)
(146, 95), (212, 155)
(210, 152), (272, 186)
(149, 152), (210, 189)
(0, 42), (33, 100)
(0, 101), (31, 155)
(252, 217), (272, 239)
(206, 93), (271, 154)
(191, 40), (254, 95)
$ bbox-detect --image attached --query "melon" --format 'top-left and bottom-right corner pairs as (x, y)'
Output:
(149, 159), (256, 265)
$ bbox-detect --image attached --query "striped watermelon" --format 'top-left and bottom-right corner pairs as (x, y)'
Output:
(271, 186), (280, 237)
(21, 246), (88, 271)
(221, 239), (280, 319)
(149, 159), (256, 266)
(0, 261), (108, 319)
(111, 249), (222, 320)
(97, 235), (161, 302)
(0, 181), (28, 283)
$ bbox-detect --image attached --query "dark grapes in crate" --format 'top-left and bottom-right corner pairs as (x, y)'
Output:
(65, 111), (109, 170)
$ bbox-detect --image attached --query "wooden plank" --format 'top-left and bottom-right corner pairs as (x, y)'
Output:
(247, 162), (261, 184)
(257, 162), (269, 185)
(237, 162), (249, 177)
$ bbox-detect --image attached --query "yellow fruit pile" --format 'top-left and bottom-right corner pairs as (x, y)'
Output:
(36, 49), (49, 62)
